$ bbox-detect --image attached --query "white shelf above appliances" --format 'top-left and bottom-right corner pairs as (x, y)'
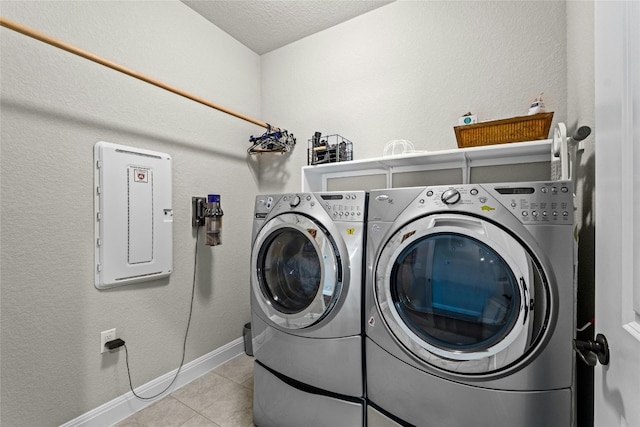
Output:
(302, 139), (554, 192)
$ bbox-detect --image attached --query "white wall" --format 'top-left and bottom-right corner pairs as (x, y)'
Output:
(0, 2), (261, 425)
(261, 0), (567, 193)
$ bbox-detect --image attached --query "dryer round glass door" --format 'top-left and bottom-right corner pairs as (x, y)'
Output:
(375, 213), (549, 375)
(252, 213), (343, 329)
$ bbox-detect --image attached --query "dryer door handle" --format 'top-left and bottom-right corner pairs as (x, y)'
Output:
(429, 216), (485, 234)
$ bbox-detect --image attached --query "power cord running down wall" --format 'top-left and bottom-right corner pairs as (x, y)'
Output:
(105, 226), (200, 400)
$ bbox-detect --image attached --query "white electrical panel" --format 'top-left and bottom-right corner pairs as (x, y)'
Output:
(94, 141), (173, 289)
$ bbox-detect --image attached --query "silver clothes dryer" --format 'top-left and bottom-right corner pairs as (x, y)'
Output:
(250, 192), (366, 427)
(365, 182), (576, 427)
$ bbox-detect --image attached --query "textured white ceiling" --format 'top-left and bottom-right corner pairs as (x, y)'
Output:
(181, 0), (395, 55)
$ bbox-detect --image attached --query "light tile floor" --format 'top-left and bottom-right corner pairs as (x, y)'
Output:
(116, 353), (255, 427)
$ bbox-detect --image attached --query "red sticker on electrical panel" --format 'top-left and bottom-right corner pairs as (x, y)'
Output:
(134, 169), (148, 183)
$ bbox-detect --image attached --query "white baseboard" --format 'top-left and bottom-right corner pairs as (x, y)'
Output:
(61, 338), (245, 427)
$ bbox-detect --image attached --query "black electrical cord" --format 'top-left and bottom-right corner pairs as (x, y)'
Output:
(124, 225), (200, 400)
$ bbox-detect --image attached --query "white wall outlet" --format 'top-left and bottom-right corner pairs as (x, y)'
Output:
(100, 328), (116, 354)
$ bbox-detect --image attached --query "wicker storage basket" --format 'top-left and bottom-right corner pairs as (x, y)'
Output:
(454, 112), (553, 148)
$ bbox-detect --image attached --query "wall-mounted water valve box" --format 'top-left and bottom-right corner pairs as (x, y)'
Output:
(94, 141), (173, 289)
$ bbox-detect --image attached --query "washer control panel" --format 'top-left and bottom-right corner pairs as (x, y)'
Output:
(254, 192), (365, 222)
(318, 193), (365, 222)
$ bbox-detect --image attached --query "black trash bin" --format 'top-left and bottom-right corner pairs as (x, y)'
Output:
(243, 322), (253, 356)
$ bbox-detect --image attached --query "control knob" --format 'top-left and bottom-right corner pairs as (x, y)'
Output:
(290, 195), (301, 207)
(441, 189), (461, 205)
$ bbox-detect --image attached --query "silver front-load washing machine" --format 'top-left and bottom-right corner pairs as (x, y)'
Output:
(251, 191), (366, 427)
(365, 182), (576, 427)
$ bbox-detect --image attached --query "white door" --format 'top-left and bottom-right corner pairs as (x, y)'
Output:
(594, 1), (640, 425)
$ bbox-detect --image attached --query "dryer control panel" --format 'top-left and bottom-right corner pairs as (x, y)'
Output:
(489, 182), (573, 224)
(420, 181), (574, 225)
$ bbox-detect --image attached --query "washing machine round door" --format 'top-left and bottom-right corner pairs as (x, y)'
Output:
(375, 213), (549, 375)
(252, 213), (342, 330)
